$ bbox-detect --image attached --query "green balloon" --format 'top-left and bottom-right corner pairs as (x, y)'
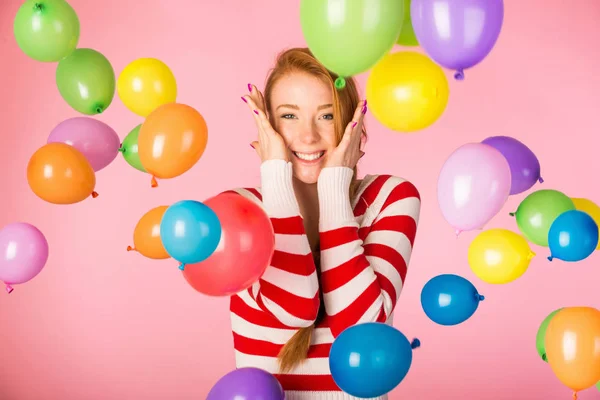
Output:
(120, 125), (146, 173)
(536, 308), (562, 362)
(510, 190), (575, 247)
(596, 380), (600, 391)
(56, 48), (115, 115)
(397, 0), (419, 47)
(300, 0), (404, 81)
(13, 0), (80, 62)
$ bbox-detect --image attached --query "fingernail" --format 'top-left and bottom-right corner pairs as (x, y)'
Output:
(360, 152), (365, 159)
(362, 106), (367, 114)
(250, 143), (255, 149)
(364, 100), (368, 107)
(253, 110), (259, 115)
(352, 122), (358, 128)
(248, 84), (252, 92)
(241, 97), (247, 103)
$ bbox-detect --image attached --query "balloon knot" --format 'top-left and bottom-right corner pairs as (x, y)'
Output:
(118, 144), (125, 153)
(33, 3), (43, 11)
(5, 284), (14, 294)
(547, 256), (553, 261)
(541, 353), (547, 362)
(151, 176), (158, 188)
(127, 246), (135, 252)
(410, 338), (421, 349)
(528, 252), (536, 260)
(476, 294), (485, 301)
(509, 212), (515, 217)
(95, 105), (104, 114)
(334, 77), (346, 90)
(538, 176), (544, 184)
(572, 391), (578, 400)
(91, 191), (99, 198)
(178, 264), (185, 271)
(455, 229), (462, 237)
(454, 69), (465, 81)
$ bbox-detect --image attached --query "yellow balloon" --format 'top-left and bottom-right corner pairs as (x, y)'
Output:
(468, 229), (536, 284)
(117, 58), (177, 117)
(572, 198), (600, 250)
(366, 51), (449, 132)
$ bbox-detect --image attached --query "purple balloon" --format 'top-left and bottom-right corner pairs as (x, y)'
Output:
(207, 368), (284, 400)
(0, 223), (49, 294)
(47, 117), (120, 172)
(411, 0), (504, 80)
(481, 136), (543, 195)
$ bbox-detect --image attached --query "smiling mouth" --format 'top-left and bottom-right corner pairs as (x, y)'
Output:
(292, 151), (325, 162)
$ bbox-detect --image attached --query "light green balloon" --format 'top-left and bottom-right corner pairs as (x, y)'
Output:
(535, 308), (562, 362)
(510, 190), (575, 247)
(300, 0), (404, 87)
(13, 0), (80, 62)
(56, 48), (116, 115)
(596, 380), (600, 391)
(397, 0), (419, 47)
(120, 124), (146, 173)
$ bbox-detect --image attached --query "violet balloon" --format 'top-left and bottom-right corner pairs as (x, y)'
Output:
(437, 143), (511, 235)
(47, 117), (120, 172)
(411, 0), (504, 80)
(206, 367), (284, 400)
(0, 223), (49, 294)
(482, 136), (543, 195)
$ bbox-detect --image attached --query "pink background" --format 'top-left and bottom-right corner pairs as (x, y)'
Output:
(1, 0), (599, 399)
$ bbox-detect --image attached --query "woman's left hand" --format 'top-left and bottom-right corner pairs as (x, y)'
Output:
(323, 100), (367, 169)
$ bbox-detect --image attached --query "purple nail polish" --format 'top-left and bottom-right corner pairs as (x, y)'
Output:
(248, 84), (252, 92)
(253, 110), (259, 115)
(364, 100), (368, 107)
(362, 106), (367, 115)
(241, 97), (247, 103)
(352, 122), (358, 128)
(250, 144), (255, 149)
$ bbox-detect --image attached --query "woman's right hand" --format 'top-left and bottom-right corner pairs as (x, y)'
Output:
(242, 84), (289, 162)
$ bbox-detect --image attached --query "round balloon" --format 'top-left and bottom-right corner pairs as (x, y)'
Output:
(0, 222), (49, 294)
(468, 229), (535, 284)
(437, 143), (511, 234)
(536, 308), (562, 362)
(47, 117), (120, 172)
(207, 368), (284, 400)
(511, 190), (575, 247)
(366, 51), (449, 132)
(56, 48), (116, 115)
(120, 124), (146, 173)
(547, 210), (598, 262)
(27, 143), (97, 204)
(117, 58), (177, 117)
(13, 0), (80, 62)
(128, 206), (170, 260)
(597, 380), (600, 392)
(397, 0), (419, 46)
(182, 192), (275, 296)
(329, 322), (419, 398)
(571, 198), (600, 250)
(411, 0), (504, 79)
(421, 274), (484, 326)
(481, 136), (543, 195)
(138, 103), (208, 187)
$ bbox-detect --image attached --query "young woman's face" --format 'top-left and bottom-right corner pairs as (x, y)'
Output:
(269, 72), (337, 184)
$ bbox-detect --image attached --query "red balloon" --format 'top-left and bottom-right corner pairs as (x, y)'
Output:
(182, 192), (275, 296)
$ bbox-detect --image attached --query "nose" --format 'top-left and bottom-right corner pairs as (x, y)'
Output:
(297, 121), (320, 145)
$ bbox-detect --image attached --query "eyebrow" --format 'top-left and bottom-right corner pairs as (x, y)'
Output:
(275, 104), (333, 111)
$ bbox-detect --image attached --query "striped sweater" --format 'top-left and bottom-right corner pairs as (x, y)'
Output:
(228, 159), (421, 400)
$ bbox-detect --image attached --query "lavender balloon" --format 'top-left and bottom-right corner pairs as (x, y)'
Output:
(207, 368), (284, 400)
(411, 0), (504, 80)
(48, 117), (120, 172)
(0, 223), (49, 294)
(482, 136), (543, 195)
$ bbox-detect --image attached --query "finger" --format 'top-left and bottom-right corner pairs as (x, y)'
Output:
(248, 84), (265, 112)
(250, 140), (262, 159)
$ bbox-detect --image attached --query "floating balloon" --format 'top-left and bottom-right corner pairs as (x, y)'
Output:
(127, 206), (170, 260)
(597, 380), (600, 392)
(545, 307), (600, 395)
(366, 51), (449, 132)
(411, 0), (504, 80)
(27, 143), (97, 204)
(119, 124), (146, 173)
(182, 192), (275, 296)
(481, 136), (543, 195)
(421, 274), (484, 326)
(536, 308), (563, 362)
(300, 0), (404, 88)
(138, 103), (208, 187)
(47, 117), (120, 172)
(510, 190), (575, 247)
(397, 0), (419, 46)
(207, 368), (284, 400)
(547, 210), (598, 262)
(571, 198), (600, 250)
(117, 58), (177, 117)
(468, 229), (535, 284)
(0, 222), (49, 294)
(329, 322), (420, 398)
(56, 48), (116, 115)
(437, 143), (511, 235)
(13, 0), (80, 62)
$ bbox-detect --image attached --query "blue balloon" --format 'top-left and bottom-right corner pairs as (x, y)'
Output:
(329, 322), (419, 398)
(421, 274), (484, 326)
(548, 210), (599, 262)
(160, 200), (222, 269)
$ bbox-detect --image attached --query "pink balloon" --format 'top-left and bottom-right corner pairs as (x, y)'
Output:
(437, 143), (511, 235)
(182, 192), (275, 296)
(47, 117), (120, 172)
(0, 223), (49, 294)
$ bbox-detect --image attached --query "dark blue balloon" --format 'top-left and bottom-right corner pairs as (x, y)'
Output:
(548, 210), (599, 262)
(421, 274), (484, 326)
(329, 322), (419, 398)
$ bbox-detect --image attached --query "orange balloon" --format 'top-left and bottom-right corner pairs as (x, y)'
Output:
(127, 206), (170, 260)
(545, 307), (600, 393)
(138, 103), (208, 187)
(27, 143), (97, 204)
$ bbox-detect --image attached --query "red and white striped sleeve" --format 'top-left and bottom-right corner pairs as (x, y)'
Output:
(233, 159), (320, 328)
(316, 167), (421, 337)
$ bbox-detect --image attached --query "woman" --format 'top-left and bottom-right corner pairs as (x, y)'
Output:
(230, 48), (421, 399)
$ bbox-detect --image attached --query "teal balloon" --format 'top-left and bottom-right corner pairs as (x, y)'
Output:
(56, 48), (116, 115)
(13, 0), (80, 62)
(300, 0), (404, 85)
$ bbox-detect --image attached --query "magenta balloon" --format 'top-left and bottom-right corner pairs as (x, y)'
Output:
(47, 117), (120, 171)
(0, 223), (49, 293)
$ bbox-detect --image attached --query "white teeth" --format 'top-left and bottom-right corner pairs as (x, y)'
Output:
(294, 151), (324, 161)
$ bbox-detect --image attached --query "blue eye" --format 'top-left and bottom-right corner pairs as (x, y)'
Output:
(322, 114), (334, 120)
(281, 114), (296, 119)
